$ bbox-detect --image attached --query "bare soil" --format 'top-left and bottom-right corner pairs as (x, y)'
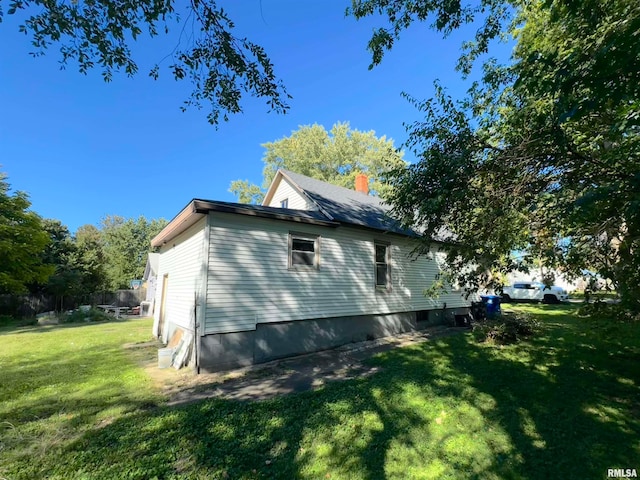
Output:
(128, 325), (464, 405)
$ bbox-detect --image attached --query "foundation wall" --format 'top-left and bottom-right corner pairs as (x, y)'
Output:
(199, 307), (468, 372)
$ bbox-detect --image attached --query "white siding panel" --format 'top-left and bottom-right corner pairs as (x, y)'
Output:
(204, 212), (469, 334)
(266, 177), (315, 210)
(153, 217), (206, 341)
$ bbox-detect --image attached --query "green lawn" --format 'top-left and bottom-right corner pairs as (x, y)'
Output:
(569, 290), (619, 301)
(1, 306), (638, 479)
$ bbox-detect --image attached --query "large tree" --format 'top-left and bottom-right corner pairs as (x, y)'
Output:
(353, 0), (640, 310)
(36, 219), (81, 307)
(2, 0), (290, 125)
(29, 221), (108, 308)
(101, 215), (167, 290)
(74, 224), (108, 295)
(0, 173), (52, 293)
(230, 122), (406, 204)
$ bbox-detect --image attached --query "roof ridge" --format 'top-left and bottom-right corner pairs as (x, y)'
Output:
(279, 168), (385, 203)
(277, 169), (337, 220)
(275, 168), (416, 237)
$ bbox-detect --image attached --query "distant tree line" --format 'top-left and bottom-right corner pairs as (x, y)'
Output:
(0, 172), (166, 310)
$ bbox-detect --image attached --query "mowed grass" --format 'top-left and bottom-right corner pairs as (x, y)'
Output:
(0, 317), (162, 479)
(1, 305), (639, 479)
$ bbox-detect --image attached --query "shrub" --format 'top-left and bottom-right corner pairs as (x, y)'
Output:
(18, 317), (38, 326)
(62, 307), (112, 324)
(0, 314), (37, 328)
(473, 311), (540, 345)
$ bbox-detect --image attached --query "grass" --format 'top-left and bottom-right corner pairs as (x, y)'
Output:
(1, 305), (639, 479)
(0, 317), (162, 479)
(569, 289), (619, 301)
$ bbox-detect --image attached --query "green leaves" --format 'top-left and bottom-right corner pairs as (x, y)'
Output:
(0, 172), (52, 294)
(349, 0), (516, 74)
(230, 122), (407, 204)
(3, 0), (290, 125)
(229, 179), (265, 205)
(372, 0), (640, 310)
(100, 215), (167, 290)
(0, 172), (166, 298)
(173, 2), (290, 124)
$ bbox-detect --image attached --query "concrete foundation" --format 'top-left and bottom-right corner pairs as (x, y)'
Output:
(199, 307), (468, 372)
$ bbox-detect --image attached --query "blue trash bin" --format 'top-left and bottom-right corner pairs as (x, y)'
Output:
(480, 295), (502, 318)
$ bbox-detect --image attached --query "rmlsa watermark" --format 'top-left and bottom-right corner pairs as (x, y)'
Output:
(608, 468), (638, 478)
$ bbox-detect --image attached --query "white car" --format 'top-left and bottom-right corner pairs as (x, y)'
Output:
(501, 282), (569, 304)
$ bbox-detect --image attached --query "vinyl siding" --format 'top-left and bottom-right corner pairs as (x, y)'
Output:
(204, 212), (468, 334)
(266, 177), (315, 210)
(153, 217), (206, 341)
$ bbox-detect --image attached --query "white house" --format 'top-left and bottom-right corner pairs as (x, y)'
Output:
(151, 169), (471, 372)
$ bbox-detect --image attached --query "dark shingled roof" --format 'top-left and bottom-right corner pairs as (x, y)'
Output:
(280, 169), (417, 236)
(152, 170), (432, 248)
(191, 199), (338, 226)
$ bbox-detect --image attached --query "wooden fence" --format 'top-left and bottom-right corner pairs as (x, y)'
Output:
(0, 289), (147, 318)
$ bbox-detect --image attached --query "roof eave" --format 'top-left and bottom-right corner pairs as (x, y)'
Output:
(151, 198), (341, 248)
(193, 199), (339, 227)
(150, 200), (203, 248)
(261, 171), (282, 206)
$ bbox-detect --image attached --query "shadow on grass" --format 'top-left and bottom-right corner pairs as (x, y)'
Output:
(4, 306), (640, 479)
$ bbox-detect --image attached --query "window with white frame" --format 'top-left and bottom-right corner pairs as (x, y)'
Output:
(280, 198), (289, 208)
(375, 242), (391, 289)
(289, 233), (320, 269)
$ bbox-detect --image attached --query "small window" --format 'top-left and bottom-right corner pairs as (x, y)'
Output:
(375, 242), (390, 289)
(289, 233), (319, 269)
(280, 198), (289, 208)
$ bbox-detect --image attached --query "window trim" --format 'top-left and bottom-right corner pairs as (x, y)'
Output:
(374, 241), (391, 291)
(288, 232), (320, 270)
(280, 198), (289, 208)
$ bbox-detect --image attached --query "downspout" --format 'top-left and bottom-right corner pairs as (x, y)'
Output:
(193, 292), (200, 374)
(197, 320), (201, 374)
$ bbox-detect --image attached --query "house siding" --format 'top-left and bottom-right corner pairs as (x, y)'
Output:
(153, 217), (206, 342)
(265, 176), (315, 210)
(203, 212), (468, 335)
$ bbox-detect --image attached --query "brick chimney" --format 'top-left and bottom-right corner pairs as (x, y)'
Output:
(355, 173), (369, 195)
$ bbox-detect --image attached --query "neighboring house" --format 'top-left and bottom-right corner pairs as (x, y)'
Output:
(141, 253), (159, 315)
(151, 169), (471, 372)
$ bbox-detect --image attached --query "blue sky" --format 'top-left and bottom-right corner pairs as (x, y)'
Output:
(0, 1), (511, 233)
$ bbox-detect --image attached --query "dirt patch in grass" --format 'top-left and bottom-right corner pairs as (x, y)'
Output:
(145, 325), (462, 404)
